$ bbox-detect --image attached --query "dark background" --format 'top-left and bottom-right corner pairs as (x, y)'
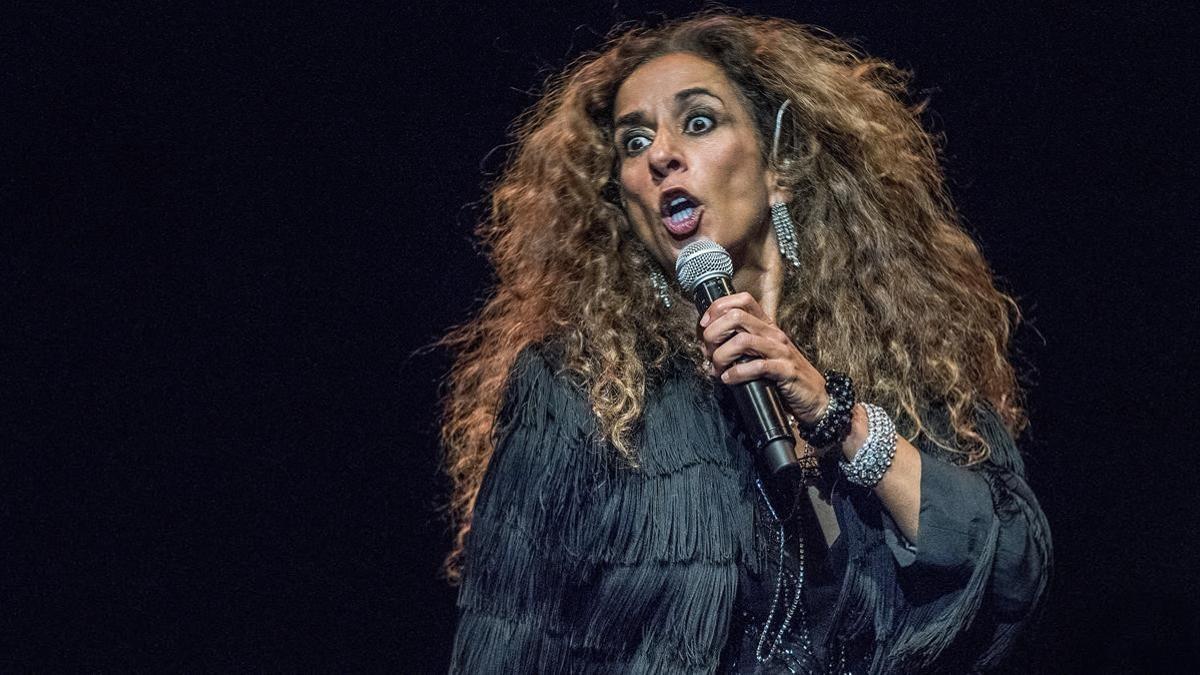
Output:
(6, 1), (1198, 672)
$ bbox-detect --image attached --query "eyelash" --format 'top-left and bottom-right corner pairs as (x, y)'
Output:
(621, 109), (717, 156)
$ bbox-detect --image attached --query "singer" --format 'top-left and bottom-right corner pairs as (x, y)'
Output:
(440, 12), (1049, 673)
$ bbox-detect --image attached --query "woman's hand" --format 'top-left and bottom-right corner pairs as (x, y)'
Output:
(699, 292), (829, 426)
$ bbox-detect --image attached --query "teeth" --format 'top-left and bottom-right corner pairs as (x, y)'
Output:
(670, 207), (695, 224)
(669, 196), (688, 209)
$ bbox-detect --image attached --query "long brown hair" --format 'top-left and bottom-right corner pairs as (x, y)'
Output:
(439, 11), (1026, 581)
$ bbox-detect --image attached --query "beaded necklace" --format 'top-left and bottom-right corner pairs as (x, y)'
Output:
(752, 478), (848, 674)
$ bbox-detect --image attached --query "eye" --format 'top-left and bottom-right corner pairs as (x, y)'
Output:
(623, 133), (651, 155)
(685, 114), (714, 134)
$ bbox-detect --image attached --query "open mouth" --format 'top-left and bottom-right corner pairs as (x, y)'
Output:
(660, 191), (702, 237)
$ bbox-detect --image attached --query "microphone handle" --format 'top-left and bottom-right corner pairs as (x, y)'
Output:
(693, 277), (799, 475)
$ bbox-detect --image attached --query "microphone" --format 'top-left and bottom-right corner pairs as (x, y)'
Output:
(675, 239), (799, 475)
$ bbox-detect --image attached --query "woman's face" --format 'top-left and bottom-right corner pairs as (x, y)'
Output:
(614, 52), (783, 273)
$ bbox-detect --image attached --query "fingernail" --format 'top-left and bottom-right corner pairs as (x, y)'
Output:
(700, 312), (710, 327)
(720, 371), (730, 382)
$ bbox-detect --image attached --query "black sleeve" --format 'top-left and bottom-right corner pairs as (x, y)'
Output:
(828, 404), (1052, 673)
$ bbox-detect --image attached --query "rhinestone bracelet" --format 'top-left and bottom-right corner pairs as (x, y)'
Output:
(839, 402), (897, 487)
(796, 370), (855, 450)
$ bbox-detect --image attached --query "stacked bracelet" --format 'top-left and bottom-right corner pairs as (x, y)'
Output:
(796, 370), (855, 450)
(839, 402), (897, 488)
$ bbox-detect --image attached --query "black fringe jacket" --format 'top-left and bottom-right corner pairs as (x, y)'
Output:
(451, 344), (1051, 673)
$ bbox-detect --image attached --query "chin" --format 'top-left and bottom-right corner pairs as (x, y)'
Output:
(704, 232), (739, 257)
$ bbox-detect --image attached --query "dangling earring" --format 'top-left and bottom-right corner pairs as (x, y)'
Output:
(770, 99), (801, 270)
(649, 265), (672, 309)
(771, 202), (801, 270)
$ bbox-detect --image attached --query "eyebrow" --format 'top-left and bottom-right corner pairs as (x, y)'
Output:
(614, 87), (725, 129)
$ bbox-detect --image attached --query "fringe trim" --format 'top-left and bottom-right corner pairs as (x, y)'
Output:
(455, 347), (1051, 674)
(825, 403), (1052, 673)
(885, 515), (1002, 671)
(454, 345), (760, 672)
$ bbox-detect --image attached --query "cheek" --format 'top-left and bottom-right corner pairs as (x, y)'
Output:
(618, 167), (643, 207)
(719, 145), (763, 187)
(718, 148), (770, 213)
(617, 173), (656, 242)
(619, 170), (657, 225)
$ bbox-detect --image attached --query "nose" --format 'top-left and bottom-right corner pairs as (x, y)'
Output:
(647, 130), (685, 181)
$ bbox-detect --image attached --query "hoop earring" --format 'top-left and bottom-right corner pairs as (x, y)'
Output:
(771, 202), (801, 270)
(648, 265), (672, 309)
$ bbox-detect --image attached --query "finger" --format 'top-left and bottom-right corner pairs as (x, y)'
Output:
(700, 292), (767, 327)
(701, 292), (758, 327)
(702, 307), (775, 351)
(719, 356), (795, 385)
(711, 332), (785, 371)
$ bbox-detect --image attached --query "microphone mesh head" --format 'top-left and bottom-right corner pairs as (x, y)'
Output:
(675, 239), (733, 293)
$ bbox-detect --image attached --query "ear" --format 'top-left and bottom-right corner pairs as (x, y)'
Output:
(763, 167), (792, 205)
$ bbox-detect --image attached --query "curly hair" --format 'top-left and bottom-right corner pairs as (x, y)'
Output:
(438, 11), (1026, 581)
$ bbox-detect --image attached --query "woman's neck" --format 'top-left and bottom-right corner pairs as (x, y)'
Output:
(732, 239), (786, 321)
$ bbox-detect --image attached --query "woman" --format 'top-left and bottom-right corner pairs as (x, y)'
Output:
(440, 12), (1050, 674)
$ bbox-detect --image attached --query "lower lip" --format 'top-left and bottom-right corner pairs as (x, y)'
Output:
(662, 205), (703, 237)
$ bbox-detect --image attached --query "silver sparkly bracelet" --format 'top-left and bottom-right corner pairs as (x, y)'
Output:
(838, 403), (897, 487)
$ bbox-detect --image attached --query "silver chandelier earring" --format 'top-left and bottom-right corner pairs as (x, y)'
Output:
(771, 202), (801, 270)
(649, 265), (672, 309)
(770, 100), (801, 270)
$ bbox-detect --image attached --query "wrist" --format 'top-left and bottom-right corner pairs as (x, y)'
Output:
(794, 370), (855, 450)
(797, 391), (830, 427)
(840, 403), (870, 461)
(838, 402), (899, 488)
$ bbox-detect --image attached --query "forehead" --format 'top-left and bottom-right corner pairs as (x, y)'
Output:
(614, 52), (735, 116)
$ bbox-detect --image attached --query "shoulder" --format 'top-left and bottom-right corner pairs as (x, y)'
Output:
(501, 340), (583, 396)
(484, 341), (600, 494)
(496, 341), (589, 431)
(497, 342), (704, 439)
(912, 399), (1026, 477)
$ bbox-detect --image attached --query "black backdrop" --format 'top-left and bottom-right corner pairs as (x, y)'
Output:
(6, 2), (1199, 672)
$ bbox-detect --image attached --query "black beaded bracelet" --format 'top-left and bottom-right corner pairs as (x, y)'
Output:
(796, 370), (856, 450)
